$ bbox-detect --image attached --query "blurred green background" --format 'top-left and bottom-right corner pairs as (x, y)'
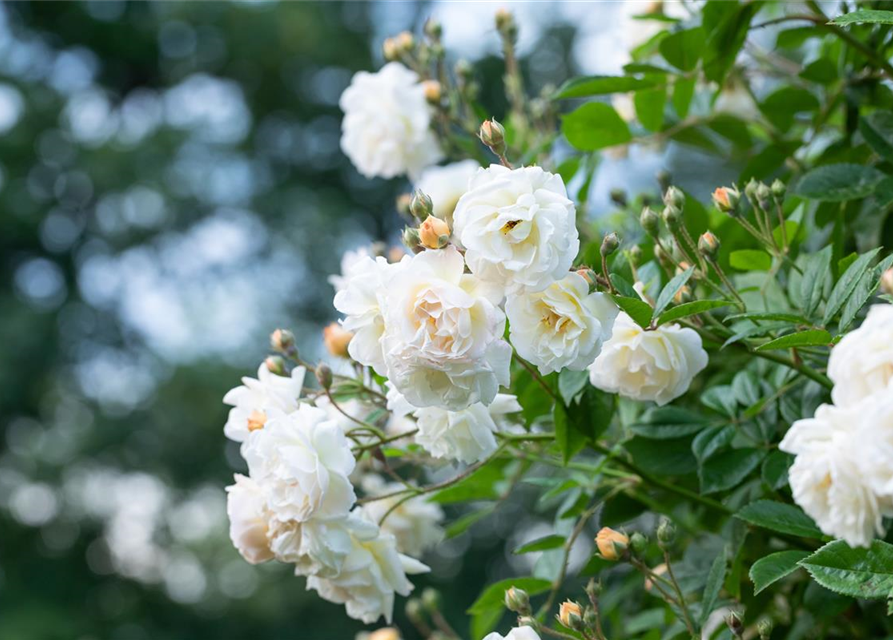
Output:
(0, 2), (738, 639)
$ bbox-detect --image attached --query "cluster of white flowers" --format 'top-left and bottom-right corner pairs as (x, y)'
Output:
(781, 305), (893, 547)
(222, 372), (438, 623)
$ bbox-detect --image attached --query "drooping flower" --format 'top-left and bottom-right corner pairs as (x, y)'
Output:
(339, 62), (442, 180)
(306, 510), (429, 624)
(452, 165), (579, 294)
(381, 246), (511, 410)
(222, 363), (306, 442)
(414, 159), (479, 228)
(360, 475), (444, 557)
(413, 394), (522, 463)
(828, 304), (893, 407)
(506, 272), (618, 375)
(242, 405), (356, 523)
(589, 312), (708, 406)
(780, 402), (893, 548)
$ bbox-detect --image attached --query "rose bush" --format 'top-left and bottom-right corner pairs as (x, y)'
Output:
(220, 5), (893, 640)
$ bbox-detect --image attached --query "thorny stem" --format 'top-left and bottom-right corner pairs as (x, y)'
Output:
(586, 584), (607, 640)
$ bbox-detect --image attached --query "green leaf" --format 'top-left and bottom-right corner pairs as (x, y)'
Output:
(558, 369), (589, 406)
(652, 266), (695, 320)
(553, 75), (659, 99)
(554, 402), (585, 465)
(800, 539), (893, 599)
(724, 312), (806, 324)
(445, 505), (496, 538)
(703, 2), (757, 84)
(839, 254), (893, 331)
(830, 9), (893, 25)
(673, 77), (696, 118)
(431, 459), (509, 504)
(513, 535), (566, 555)
(760, 86), (819, 131)
(755, 329), (832, 351)
(629, 406), (710, 439)
(562, 102), (632, 151)
(699, 448), (764, 494)
(761, 450), (793, 490)
(612, 295), (653, 329)
(692, 425), (735, 463)
(823, 248), (882, 325)
(634, 85), (666, 132)
(860, 111), (893, 163)
(729, 249), (772, 271)
(750, 551), (810, 595)
(659, 27), (705, 72)
(799, 245), (833, 317)
(467, 577), (552, 614)
(736, 500), (823, 539)
(793, 164), (885, 202)
(658, 300), (729, 326)
(701, 554), (727, 624)
(800, 58), (837, 84)
(626, 436), (697, 476)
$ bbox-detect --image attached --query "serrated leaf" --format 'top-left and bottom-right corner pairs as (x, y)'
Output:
(761, 450), (793, 490)
(562, 102), (632, 151)
(793, 164), (885, 202)
(701, 385), (738, 417)
(629, 406), (710, 439)
(553, 75), (659, 99)
(701, 554), (727, 624)
(839, 254), (893, 331)
(750, 551), (810, 595)
(513, 534), (566, 555)
(612, 295), (654, 329)
(467, 577), (552, 614)
(736, 500), (823, 538)
(699, 448), (764, 494)
(859, 111), (893, 163)
(659, 27), (705, 72)
(799, 245), (833, 317)
(755, 329), (832, 351)
(799, 539), (893, 599)
(730, 249), (772, 271)
(823, 248), (882, 325)
(722, 321), (791, 349)
(658, 300), (730, 326)
(724, 312), (806, 324)
(652, 266), (695, 320)
(692, 425), (735, 463)
(830, 9), (893, 25)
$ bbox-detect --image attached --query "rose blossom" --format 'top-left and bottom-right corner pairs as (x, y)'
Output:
(414, 159), (479, 227)
(506, 272), (618, 375)
(381, 246), (511, 410)
(226, 474), (276, 565)
(589, 312), (708, 406)
(483, 628), (542, 640)
(360, 475), (444, 557)
(223, 362), (306, 443)
(340, 62), (442, 180)
(452, 165), (579, 294)
(828, 304), (893, 407)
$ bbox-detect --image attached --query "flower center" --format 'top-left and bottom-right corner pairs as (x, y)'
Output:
(248, 409), (268, 432)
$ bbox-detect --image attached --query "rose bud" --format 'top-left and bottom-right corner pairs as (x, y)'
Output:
(663, 185), (685, 209)
(323, 322), (353, 358)
(270, 328), (295, 353)
(881, 268), (893, 295)
(505, 586), (530, 614)
(264, 355), (286, 375)
(595, 527), (629, 560)
(419, 216), (450, 249)
(698, 231), (721, 261)
(479, 118), (507, 156)
(315, 364), (333, 390)
(640, 206), (660, 237)
(558, 601), (583, 630)
(410, 189), (433, 221)
(712, 186), (740, 215)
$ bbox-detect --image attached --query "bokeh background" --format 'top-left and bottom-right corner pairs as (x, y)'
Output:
(0, 2), (746, 639)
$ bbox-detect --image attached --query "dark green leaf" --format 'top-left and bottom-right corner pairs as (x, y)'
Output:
(553, 75), (659, 99)
(736, 500), (823, 538)
(445, 505), (496, 538)
(612, 295), (654, 329)
(838, 255), (893, 331)
(610, 273), (638, 298)
(634, 85), (666, 132)
(722, 322), (791, 349)
(823, 248), (882, 325)
(558, 369), (589, 406)
(800, 540), (893, 598)
(761, 451), (794, 490)
(562, 102), (632, 151)
(699, 448), (764, 494)
(793, 163), (885, 202)
(799, 245), (833, 317)
(724, 312), (806, 324)
(760, 87), (819, 131)
(692, 425), (735, 463)
(659, 27), (705, 72)
(702, 2), (757, 83)
(658, 300), (730, 326)
(652, 266), (695, 320)
(730, 249), (772, 271)
(467, 577), (552, 614)
(513, 535), (566, 555)
(626, 436), (697, 476)
(860, 111), (893, 163)
(701, 554), (727, 624)
(830, 9), (893, 25)
(750, 551), (809, 595)
(800, 58), (837, 84)
(701, 385), (738, 417)
(554, 402), (585, 465)
(755, 329), (832, 351)
(629, 406), (710, 439)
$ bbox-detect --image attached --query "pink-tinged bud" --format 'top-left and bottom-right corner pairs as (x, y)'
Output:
(270, 328), (295, 353)
(881, 268), (893, 296)
(698, 231), (721, 261)
(479, 118), (506, 156)
(419, 216), (450, 249)
(422, 80), (442, 104)
(388, 246), (407, 263)
(644, 562), (667, 592)
(558, 601), (583, 630)
(265, 355), (286, 375)
(505, 586), (531, 613)
(323, 322), (353, 358)
(595, 527), (629, 560)
(712, 186), (740, 215)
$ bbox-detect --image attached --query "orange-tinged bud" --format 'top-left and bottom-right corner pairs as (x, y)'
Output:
(558, 601), (583, 629)
(422, 80), (442, 104)
(419, 216), (450, 249)
(369, 629), (401, 640)
(595, 527), (629, 560)
(323, 322), (353, 358)
(881, 268), (893, 296)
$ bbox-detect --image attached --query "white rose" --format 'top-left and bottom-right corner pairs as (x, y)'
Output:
(334, 255), (405, 376)
(452, 165), (579, 294)
(340, 62), (442, 180)
(226, 474), (276, 564)
(360, 475), (444, 557)
(780, 402), (893, 548)
(329, 246), (373, 293)
(243, 405), (356, 523)
(483, 628), (542, 640)
(222, 363), (306, 442)
(589, 312), (708, 406)
(414, 394), (522, 464)
(382, 246), (511, 410)
(828, 304), (893, 407)
(846, 394), (893, 500)
(506, 272), (618, 375)
(291, 515), (377, 579)
(414, 159), (479, 227)
(306, 510), (429, 624)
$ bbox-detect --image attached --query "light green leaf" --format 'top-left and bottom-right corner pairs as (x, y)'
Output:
(799, 245), (833, 317)
(562, 102), (632, 151)
(724, 312), (806, 324)
(553, 75), (659, 99)
(823, 248), (882, 325)
(658, 300), (730, 326)
(558, 369), (589, 406)
(612, 295), (654, 329)
(673, 77), (696, 118)
(755, 329), (832, 351)
(445, 505), (496, 538)
(736, 500), (823, 539)
(799, 539), (893, 598)
(652, 266), (695, 320)
(760, 86), (819, 131)
(838, 254), (893, 331)
(860, 111), (893, 163)
(699, 448), (764, 494)
(634, 85), (666, 132)
(793, 164), (885, 202)
(432, 459), (509, 504)
(629, 406), (710, 439)
(730, 249), (772, 271)
(830, 9), (893, 25)
(750, 551), (810, 595)
(513, 535), (566, 555)
(659, 27), (706, 72)
(701, 554), (727, 624)
(467, 577), (552, 614)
